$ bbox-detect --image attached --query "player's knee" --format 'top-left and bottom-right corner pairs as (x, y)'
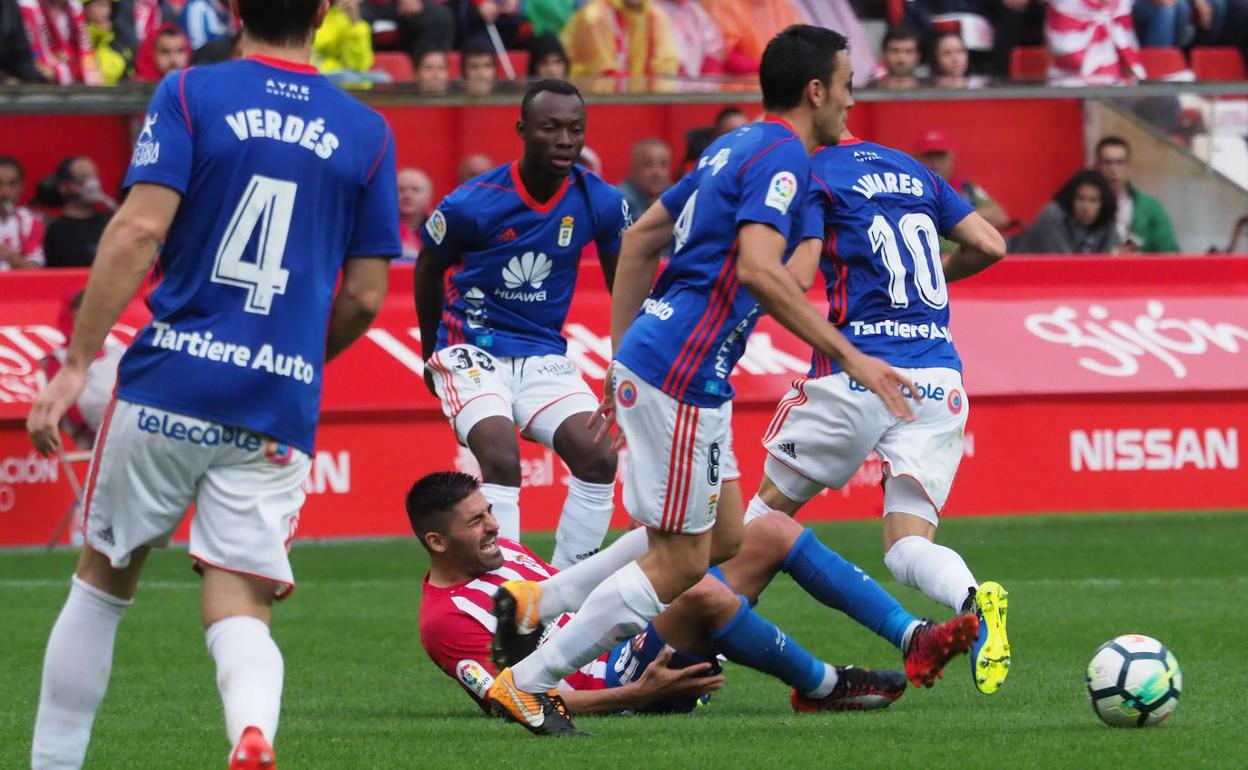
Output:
(672, 576), (739, 625)
(563, 440), (617, 483)
(475, 447), (523, 486)
(746, 511), (803, 559)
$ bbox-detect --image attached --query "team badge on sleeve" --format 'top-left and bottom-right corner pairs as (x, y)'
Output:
(765, 171), (798, 214)
(558, 215), (574, 247)
(426, 209), (447, 245)
(456, 659), (495, 698)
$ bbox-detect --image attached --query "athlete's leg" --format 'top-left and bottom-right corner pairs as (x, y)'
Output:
(881, 484), (977, 613)
(465, 416), (524, 541)
(203, 568), (283, 751)
(549, 412), (617, 568)
(32, 547), (147, 770)
(533, 527), (650, 622)
(708, 479), (744, 566)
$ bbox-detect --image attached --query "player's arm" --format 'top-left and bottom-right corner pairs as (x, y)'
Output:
(325, 258), (389, 362)
(736, 223), (917, 421)
(785, 238), (822, 292)
(560, 647), (724, 714)
(413, 251), (449, 393)
(26, 184), (180, 455)
(942, 211), (1006, 283)
(610, 200), (674, 352)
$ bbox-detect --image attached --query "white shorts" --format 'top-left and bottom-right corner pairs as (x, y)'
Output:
(427, 345), (599, 447)
(613, 363), (738, 535)
(83, 399), (311, 598)
(761, 367), (969, 526)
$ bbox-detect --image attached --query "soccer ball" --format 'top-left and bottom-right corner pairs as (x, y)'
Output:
(1085, 634), (1182, 727)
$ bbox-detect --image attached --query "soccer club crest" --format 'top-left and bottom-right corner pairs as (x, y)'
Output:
(947, 389), (963, 415)
(558, 215), (574, 247)
(617, 380), (638, 408)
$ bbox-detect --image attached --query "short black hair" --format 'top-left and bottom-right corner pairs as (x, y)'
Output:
(1054, 169), (1117, 231)
(929, 30), (964, 74)
(520, 79), (585, 121)
(714, 106), (744, 127)
(463, 38), (495, 63)
(883, 25), (920, 48)
(1095, 135), (1131, 158)
(759, 25), (849, 112)
(237, 0), (323, 47)
(0, 156), (22, 179)
(405, 472), (480, 549)
(528, 34), (568, 76)
(414, 48), (448, 68)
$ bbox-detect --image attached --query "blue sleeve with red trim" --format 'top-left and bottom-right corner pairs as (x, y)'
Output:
(594, 184), (629, 256)
(421, 185), (477, 266)
(798, 176), (828, 242)
(735, 139), (808, 237)
(123, 70), (194, 194)
(659, 168), (698, 218)
(347, 124), (402, 258)
(932, 171), (975, 234)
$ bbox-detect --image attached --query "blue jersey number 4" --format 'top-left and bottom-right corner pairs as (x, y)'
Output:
(211, 174), (297, 316)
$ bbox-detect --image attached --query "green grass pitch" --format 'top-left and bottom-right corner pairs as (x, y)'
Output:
(3, 511), (1246, 769)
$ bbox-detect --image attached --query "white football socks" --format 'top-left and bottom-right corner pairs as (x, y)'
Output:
(884, 535), (978, 611)
(480, 483), (521, 541)
(744, 494), (773, 525)
(551, 478), (615, 569)
(537, 527), (649, 621)
(206, 615), (284, 748)
(513, 560), (665, 692)
(804, 663), (840, 699)
(32, 577), (130, 770)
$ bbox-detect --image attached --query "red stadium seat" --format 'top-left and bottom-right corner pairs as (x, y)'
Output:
(505, 50), (530, 79)
(1009, 46), (1050, 82)
(1191, 47), (1247, 81)
(1138, 47), (1188, 80)
(447, 50), (462, 79)
(373, 52), (414, 82)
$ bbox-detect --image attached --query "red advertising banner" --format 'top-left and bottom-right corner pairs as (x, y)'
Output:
(2, 256), (1246, 547)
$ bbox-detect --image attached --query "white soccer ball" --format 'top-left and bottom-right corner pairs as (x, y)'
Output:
(1086, 634), (1182, 727)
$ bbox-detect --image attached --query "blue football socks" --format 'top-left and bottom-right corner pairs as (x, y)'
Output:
(710, 597), (828, 694)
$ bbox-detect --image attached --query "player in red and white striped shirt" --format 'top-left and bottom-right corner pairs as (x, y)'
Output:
(411, 471), (913, 724)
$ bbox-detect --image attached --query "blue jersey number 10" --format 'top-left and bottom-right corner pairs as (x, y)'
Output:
(868, 212), (948, 310)
(211, 174), (297, 316)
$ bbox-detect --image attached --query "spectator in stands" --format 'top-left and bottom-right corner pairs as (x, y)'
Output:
(683, 105), (746, 170)
(180, 0), (227, 51)
(790, 0), (877, 87)
(1133, 0), (1226, 48)
(462, 42), (497, 96)
(1013, 169), (1118, 254)
(656, 0), (725, 77)
(109, 0), (178, 55)
(2, 0), (44, 83)
(915, 130), (1010, 230)
(1093, 136), (1179, 252)
(134, 22), (188, 81)
(929, 31), (988, 88)
(458, 153), (494, 183)
(526, 0), (575, 38)
(873, 26), (922, 90)
(20, 0), (102, 84)
(414, 48), (450, 93)
(0, 157), (45, 270)
(700, 0), (802, 75)
(85, 0), (133, 84)
(463, 0), (525, 50)
(190, 28), (239, 63)
(314, 0), (391, 88)
(43, 156), (113, 268)
(906, 0), (1043, 78)
(618, 138), (672, 220)
(563, 0), (679, 77)
(1047, 0), (1143, 84)
(579, 145), (604, 175)
(397, 167), (433, 262)
(528, 33), (569, 79)
(396, 0), (455, 66)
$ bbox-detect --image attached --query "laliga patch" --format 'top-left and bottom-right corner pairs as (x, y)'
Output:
(558, 215), (575, 247)
(948, 389), (963, 415)
(426, 209), (447, 245)
(456, 659), (495, 699)
(617, 380), (638, 408)
(764, 171), (798, 215)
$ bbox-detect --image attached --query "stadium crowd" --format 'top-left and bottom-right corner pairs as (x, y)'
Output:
(1, 0), (1246, 88)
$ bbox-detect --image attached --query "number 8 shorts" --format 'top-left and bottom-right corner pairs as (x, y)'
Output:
(613, 362), (738, 535)
(426, 344), (600, 447)
(82, 399), (311, 598)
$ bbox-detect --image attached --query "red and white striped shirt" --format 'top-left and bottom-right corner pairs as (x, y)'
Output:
(0, 205), (45, 269)
(1047, 0), (1144, 86)
(418, 539), (607, 711)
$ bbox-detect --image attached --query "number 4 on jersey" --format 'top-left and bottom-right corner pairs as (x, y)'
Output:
(212, 174), (297, 315)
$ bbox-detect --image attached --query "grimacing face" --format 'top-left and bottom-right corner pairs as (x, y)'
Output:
(436, 491), (504, 572)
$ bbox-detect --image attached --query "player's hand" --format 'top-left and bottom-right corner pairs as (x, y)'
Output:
(422, 363), (439, 398)
(27, 366), (88, 456)
(842, 352), (920, 422)
(635, 646), (725, 706)
(589, 362), (625, 449)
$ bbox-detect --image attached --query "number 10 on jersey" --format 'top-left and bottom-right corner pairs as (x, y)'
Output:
(211, 175), (297, 315)
(868, 212), (948, 310)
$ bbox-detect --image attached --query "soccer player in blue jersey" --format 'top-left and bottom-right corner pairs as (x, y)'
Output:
(748, 129), (1011, 694)
(25, 2), (400, 767)
(414, 80), (627, 569)
(485, 26), (925, 736)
